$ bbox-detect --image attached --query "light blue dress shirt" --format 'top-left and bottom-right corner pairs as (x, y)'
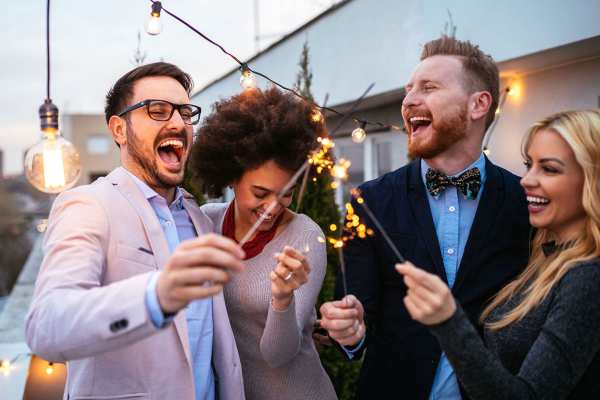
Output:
(125, 170), (215, 400)
(423, 154), (486, 400)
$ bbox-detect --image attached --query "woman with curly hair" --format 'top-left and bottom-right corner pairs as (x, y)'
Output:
(188, 87), (337, 400)
(397, 110), (600, 398)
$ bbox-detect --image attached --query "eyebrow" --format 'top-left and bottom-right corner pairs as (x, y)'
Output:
(539, 157), (566, 166)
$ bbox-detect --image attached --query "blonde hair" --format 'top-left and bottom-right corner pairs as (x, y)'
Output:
(481, 109), (600, 330)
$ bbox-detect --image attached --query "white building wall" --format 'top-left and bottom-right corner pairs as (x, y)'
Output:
(192, 0), (600, 110)
(488, 56), (600, 175)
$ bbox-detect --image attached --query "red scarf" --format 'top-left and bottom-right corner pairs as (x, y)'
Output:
(222, 201), (284, 260)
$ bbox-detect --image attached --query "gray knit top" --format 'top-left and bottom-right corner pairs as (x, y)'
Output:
(201, 202), (337, 400)
(430, 260), (600, 399)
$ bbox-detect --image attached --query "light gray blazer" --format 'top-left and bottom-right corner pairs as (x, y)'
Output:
(25, 167), (245, 400)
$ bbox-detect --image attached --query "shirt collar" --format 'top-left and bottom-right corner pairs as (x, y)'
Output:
(420, 152), (487, 187)
(123, 168), (184, 208)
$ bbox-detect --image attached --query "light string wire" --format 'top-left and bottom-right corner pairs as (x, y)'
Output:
(148, 0), (402, 132)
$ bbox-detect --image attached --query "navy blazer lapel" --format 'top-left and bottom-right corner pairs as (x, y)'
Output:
(453, 157), (504, 293)
(405, 159), (446, 281)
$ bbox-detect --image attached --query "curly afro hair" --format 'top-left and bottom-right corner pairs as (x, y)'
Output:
(188, 87), (326, 197)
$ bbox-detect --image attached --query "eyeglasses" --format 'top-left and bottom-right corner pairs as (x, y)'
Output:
(118, 99), (202, 125)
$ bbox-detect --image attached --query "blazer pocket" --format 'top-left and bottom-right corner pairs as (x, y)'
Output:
(116, 243), (157, 270)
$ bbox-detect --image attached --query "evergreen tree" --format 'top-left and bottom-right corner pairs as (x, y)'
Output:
(292, 40), (361, 400)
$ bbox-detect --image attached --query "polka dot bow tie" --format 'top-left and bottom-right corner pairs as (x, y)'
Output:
(425, 167), (481, 200)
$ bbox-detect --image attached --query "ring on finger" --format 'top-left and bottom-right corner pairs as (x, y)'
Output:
(284, 272), (294, 281)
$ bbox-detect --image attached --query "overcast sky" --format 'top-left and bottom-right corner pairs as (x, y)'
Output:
(0, 0), (339, 175)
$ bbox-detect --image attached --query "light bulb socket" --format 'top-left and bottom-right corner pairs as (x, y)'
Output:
(39, 99), (59, 131)
(151, 1), (162, 16)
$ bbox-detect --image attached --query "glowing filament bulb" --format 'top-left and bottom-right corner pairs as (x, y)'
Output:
(145, 2), (163, 35)
(240, 67), (257, 90)
(311, 108), (323, 123)
(351, 122), (367, 143)
(42, 135), (66, 190)
(329, 224), (337, 232)
(45, 362), (54, 375)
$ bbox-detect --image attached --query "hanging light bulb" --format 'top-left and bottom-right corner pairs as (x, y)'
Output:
(45, 362), (54, 375)
(145, 1), (163, 35)
(351, 121), (367, 143)
(0, 359), (10, 376)
(239, 65), (257, 90)
(24, 100), (81, 193)
(310, 108), (323, 123)
(25, 0), (81, 194)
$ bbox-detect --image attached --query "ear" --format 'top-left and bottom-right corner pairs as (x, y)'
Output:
(469, 91), (493, 123)
(108, 115), (127, 147)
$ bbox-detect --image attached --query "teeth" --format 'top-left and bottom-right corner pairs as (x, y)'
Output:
(410, 116), (431, 122)
(158, 139), (184, 149)
(257, 211), (273, 220)
(527, 196), (549, 204)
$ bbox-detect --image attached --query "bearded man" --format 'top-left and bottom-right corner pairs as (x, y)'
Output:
(319, 36), (531, 399)
(26, 62), (246, 400)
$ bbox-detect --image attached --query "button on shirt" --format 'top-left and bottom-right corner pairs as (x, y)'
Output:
(125, 170), (215, 400)
(422, 154), (487, 400)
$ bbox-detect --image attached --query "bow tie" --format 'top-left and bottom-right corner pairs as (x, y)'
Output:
(425, 167), (481, 200)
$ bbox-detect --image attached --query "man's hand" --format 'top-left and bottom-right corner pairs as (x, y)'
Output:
(319, 295), (366, 347)
(396, 261), (456, 325)
(157, 234), (245, 314)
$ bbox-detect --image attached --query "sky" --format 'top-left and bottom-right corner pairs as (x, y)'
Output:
(0, 0), (339, 175)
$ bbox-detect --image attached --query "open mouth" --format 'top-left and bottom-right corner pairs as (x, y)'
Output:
(408, 116), (432, 137)
(254, 209), (275, 223)
(156, 138), (185, 171)
(527, 195), (550, 212)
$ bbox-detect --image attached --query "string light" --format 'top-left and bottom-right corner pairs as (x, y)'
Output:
(45, 362), (54, 375)
(310, 108), (324, 123)
(24, 0), (81, 193)
(351, 121), (367, 143)
(145, 1), (162, 35)
(144, 0), (400, 133)
(239, 65), (257, 90)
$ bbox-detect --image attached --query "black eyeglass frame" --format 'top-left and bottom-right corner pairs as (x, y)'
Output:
(117, 99), (202, 125)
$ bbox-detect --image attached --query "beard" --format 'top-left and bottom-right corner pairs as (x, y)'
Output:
(126, 121), (187, 190)
(407, 102), (469, 159)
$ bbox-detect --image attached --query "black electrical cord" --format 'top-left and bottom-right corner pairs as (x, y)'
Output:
(148, 0), (401, 133)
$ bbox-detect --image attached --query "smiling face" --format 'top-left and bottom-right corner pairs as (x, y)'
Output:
(119, 76), (193, 192)
(521, 128), (586, 242)
(402, 55), (472, 159)
(232, 159), (295, 233)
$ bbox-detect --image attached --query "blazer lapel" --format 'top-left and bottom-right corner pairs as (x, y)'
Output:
(108, 167), (193, 369)
(405, 160), (446, 281)
(453, 158), (504, 293)
(181, 191), (212, 236)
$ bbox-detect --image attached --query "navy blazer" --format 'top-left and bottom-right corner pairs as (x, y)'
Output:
(337, 157), (531, 400)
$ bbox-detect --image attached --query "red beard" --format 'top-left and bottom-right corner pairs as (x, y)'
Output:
(408, 102), (468, 159)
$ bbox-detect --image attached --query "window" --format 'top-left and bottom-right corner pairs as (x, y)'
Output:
(86, 134), (111, 155)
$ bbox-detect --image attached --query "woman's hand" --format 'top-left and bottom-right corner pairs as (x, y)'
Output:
(396, 261), (456, 325)
(270, 246), (311, 311)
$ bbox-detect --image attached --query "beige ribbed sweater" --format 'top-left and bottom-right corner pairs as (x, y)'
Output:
(201, 202), (337, 400)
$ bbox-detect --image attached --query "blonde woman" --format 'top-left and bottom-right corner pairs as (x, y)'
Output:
(397, 110), (600, 398)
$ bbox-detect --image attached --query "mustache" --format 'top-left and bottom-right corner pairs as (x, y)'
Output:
(153, 130), (189, 149)
(403, 107), (433, 120)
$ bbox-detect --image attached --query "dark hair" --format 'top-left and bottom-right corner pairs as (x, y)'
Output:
(421, 35), (499, 130)
(188, 87), (325, 197)
(104, 62), (193, 124)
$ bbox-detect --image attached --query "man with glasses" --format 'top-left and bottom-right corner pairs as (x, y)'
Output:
(26, 62), (246, 400)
